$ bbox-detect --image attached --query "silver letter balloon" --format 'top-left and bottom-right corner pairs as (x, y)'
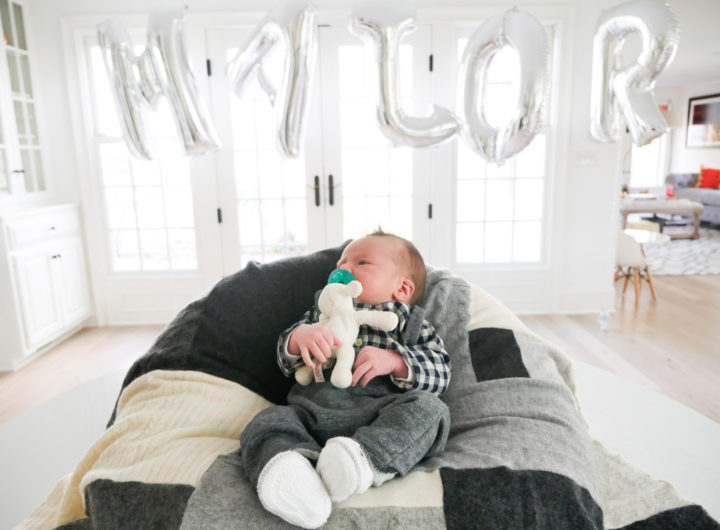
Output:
(349, 2), (460, 148)
(456, 8), (549, 165)
(98, 9), (221, 160)
(590, 0), (679, 146)
(226, 0), (318, 158)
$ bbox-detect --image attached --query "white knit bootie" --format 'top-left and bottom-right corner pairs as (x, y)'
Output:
(316, 437), (375, 502)
(257, 450), (331, 529)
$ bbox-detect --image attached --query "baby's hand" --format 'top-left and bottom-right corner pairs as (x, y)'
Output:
(288, 324), (341, 370)
(351, 346), (408, 387)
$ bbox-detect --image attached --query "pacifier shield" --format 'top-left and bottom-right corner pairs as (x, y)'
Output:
(328, 269), (355, 285)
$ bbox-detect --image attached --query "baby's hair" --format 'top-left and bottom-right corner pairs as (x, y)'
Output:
(367, 228), (426, 305)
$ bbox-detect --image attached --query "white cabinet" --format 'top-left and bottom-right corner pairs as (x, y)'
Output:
(0, 0), (45, 197)
(0, 204), (92, 370)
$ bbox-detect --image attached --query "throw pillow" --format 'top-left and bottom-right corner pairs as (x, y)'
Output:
(697, 166), (720, 188)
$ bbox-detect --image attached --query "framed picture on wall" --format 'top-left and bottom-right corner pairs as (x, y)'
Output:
(686, 93), (720, 147)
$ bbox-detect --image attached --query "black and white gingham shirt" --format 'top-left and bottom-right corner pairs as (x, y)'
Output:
(278, 300), (451, 396)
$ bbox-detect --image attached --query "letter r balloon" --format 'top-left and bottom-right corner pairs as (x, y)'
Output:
(589, 0), (679, 146)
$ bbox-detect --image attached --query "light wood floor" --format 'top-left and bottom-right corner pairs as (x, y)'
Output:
(0, 325), (164, 425)
(0, 274), (718, 425)
(521, 274), (720, 423)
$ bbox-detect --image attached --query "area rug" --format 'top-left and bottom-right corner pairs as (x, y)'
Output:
(644, 227), (720, 275)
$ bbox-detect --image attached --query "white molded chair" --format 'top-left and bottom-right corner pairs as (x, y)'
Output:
(614, 231), (657, 308)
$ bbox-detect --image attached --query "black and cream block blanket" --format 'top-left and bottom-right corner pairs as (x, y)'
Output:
(21, 244), (719, 529)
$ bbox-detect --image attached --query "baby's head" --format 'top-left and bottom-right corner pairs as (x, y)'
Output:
(336, 229), (426, 306)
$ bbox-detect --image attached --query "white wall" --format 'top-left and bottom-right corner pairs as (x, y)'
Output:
(660, 80), (720, 174)
(24, 0), (634, 316)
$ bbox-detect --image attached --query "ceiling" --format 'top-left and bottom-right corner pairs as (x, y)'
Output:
(657, 0), (720, 87)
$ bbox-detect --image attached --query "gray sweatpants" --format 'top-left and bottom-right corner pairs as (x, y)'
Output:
(240, 377), (450, 486)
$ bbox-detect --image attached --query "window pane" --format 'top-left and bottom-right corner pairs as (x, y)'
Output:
(457, 141), (486, 180)
(139, 229), (169, 270)
(20, 148), (31, 190)
(130, 157), (161, 186)
(0, 0), (12, 47)
(456, 223), (483, 263)
(110, 230), (140, 271)
(389, 196), (412, 241)
(486, 160), (514, 179)
(284, 198), (308, 248)
(25, 101), (37, 144)
(389, 149), (412, 195)
(257, 151), (282, 198)
(484, 222), (513, 262)
(514, 178), (543, 221)
(6, 50), (19, 93)
(157, 143), (191, 186)
(238, 200), (262, 247)
(261, 198), (285, 245)
(515, 135), (546, 178)
(513, 221), (541, 262)
(231, 99), (258, 150)
(13, 3), (25, 50)
(163, 186), (194, 228)
(365, 196), (391, 232)
(104, 187), (137, 229)
(456, 180), (485, 222)
(485, 179), (514, 221)
(343, 196), (366, 239)
(99, 143), (132, 186)
(282, 158), (306, 198)
(33, 149), (44, 191)
(135, 186), (165, 228)
(13, 100), (25, 141)
(364, 152), (390, 196)
(168, 229), (197, 270)
(19, 53), (31, 97)
(235, 151), (259, 199)
(341, 149), (368, 196)
(338, 46), (365, 98)
(95, 91), (122, 136)
(149, 99), (179, 139)
(90, 46), (111, 92)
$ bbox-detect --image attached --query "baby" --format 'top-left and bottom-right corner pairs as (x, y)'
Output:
(240, 230), (452, 528)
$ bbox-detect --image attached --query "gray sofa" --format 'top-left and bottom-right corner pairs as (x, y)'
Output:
(666, 173), (720, 224)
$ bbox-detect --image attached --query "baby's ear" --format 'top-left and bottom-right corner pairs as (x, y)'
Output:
(394, 278), (415, 303)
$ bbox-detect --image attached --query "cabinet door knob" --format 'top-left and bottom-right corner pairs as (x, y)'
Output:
(49, 226), (56, 231)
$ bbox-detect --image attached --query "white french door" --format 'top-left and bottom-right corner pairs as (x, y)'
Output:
(205, 22), (434, 271)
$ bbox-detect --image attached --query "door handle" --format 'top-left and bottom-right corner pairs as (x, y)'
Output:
(314, 175), (320, 207)
(328, 174), (334, 206)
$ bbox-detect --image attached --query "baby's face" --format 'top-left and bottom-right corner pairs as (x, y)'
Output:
(336, 236), (413, 305)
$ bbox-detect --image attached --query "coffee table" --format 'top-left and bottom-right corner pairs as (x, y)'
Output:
(619, 198), (703, 239)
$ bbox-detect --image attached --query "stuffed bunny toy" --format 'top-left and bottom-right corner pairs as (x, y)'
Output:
(295, 271), (399, 389)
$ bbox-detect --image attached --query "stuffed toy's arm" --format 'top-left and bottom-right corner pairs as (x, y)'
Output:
(277, 306), (320, 376)
(389, 322), (451, 395)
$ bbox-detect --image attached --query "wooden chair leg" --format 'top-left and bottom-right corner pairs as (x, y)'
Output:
(614, 266), (622, 282)
(633, 268), (641, 308)
(623, 268), (631, 294)
(645, 266), (657, 302)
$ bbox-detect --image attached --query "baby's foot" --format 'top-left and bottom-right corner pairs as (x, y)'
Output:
(316, 437), (374, 502)
(257, 450), (331, 529)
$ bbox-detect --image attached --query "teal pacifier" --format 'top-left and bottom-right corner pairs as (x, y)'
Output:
(328, 269), (355, 285)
